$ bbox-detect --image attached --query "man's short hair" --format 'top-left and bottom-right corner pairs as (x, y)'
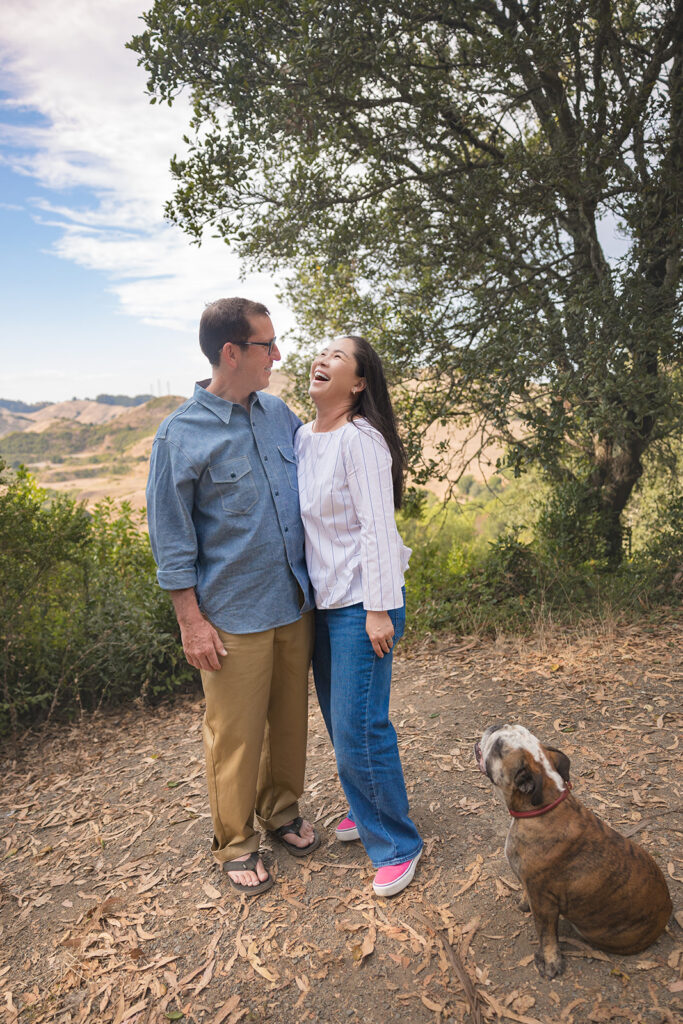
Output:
(199, 297), (270, 366)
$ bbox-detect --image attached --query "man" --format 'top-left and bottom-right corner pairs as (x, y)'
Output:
(146, 297), (318, 894)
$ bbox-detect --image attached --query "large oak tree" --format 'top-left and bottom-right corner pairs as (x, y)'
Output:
(130, 0), (682, 562)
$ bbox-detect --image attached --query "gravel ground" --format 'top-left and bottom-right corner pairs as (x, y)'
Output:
(1, 620), (681, 1023)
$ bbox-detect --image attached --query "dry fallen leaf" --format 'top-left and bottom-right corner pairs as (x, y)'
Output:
(210, 994), (241, 1024)
(511, 994), (536, 1013)
(667, 862), (683, 882)
(421, 993), (444, 1012)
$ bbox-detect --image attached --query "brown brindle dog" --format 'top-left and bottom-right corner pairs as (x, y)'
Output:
(474, 724), (672, 979)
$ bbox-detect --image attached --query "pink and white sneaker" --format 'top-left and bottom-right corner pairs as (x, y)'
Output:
(334, 816), (360, 841)
(372, 850), (422, 897)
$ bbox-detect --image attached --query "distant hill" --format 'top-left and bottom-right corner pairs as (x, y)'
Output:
(0, 409), (34, 437)
(0, 396), (183, 461)
(0, 395), (153, 411)
(0, 378), (291, 508)
(0, 399), (50, 414)
(0, 395), (186, 511)
(0, 371), (500, 507)
(0, 398), (144, 441)
(0, 372), (288, 507)
(93, 394), (154, 406)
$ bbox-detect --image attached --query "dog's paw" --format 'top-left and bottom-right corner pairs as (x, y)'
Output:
(534, 950), (565, 979)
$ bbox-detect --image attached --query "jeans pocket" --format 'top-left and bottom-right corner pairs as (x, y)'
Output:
(391, 601), (406, 643)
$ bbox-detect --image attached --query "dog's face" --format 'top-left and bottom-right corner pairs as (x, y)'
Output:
(474, 724), (570, 809)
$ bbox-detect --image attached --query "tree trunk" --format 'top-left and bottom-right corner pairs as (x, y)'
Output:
(592, 438), (647, 566)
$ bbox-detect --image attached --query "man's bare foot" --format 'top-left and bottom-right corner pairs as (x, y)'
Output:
(269, 816), (321, 857)
(225, 852), (269, 887)
(280, 818), (315, 849)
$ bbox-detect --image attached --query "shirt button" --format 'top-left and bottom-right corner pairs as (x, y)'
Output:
(263, 455), (268, 461)
(275, 490), (279, 496)
(284, 527), (289, 532)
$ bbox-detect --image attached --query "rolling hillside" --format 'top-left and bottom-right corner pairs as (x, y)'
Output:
(0, 371), (502, 507)
(0, 375), (289, 508)
(0, 399), (132, 440)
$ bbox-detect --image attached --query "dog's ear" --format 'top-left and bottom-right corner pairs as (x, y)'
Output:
(513, 762), (544, 805)
(545, 746), (571, 783)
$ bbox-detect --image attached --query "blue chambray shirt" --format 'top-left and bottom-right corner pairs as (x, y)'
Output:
(146, 381), (314, 634)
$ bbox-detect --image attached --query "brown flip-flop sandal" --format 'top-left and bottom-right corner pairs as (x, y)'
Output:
(222, 851), (274, 895)
(269, 816), (321, 858)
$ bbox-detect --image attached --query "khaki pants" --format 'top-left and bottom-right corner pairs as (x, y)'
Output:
(200, 612), (314, 865)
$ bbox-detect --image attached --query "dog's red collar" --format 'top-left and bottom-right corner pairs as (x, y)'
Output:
(509, 781), (572, 818)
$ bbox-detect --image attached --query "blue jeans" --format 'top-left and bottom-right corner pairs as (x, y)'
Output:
(312, 594), (422, 868)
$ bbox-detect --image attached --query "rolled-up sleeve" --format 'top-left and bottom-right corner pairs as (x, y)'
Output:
(146, 437), (200, 591)
(343, 426), (406, 612)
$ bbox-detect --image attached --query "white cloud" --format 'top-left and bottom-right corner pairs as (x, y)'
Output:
(0, 0), (293, 336)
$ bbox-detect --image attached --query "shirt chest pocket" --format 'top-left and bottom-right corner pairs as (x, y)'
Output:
(278, 445), (299, 491)
(209, 457), (258, 515)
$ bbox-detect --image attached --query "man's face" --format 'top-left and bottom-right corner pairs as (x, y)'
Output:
(235, 314), (281, 392)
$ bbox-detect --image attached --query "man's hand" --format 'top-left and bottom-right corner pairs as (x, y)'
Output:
(171, 589), (227, 671)
(366, 610), (394, 658)
(180, 617), (227, 671)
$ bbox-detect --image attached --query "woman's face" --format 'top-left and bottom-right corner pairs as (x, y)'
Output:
(309, 336), (365, 406)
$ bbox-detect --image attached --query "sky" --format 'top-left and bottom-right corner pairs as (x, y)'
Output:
(0, 0), (294, 404)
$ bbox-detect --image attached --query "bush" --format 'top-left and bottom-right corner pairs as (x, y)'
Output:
(0, 462), (196, 737)
(398, 478), (546, 637)
(625, 492), (683, 598)
(535, 480), (611, 565)
(397, 472), (683, 641)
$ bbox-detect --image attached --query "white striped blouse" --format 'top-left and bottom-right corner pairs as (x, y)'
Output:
(294, 418), (411, 611)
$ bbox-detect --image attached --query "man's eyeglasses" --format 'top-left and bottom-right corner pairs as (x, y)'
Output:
(237, 339), (277, 355)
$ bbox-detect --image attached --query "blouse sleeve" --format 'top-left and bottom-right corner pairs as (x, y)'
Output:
(342, 424), (406, 611)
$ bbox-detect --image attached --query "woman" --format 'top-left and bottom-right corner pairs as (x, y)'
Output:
(294, 335), (423, 896)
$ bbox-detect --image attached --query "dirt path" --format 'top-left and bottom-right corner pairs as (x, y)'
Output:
(1, 622), (681, 1024)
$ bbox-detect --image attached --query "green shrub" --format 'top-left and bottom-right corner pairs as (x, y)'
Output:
(0, 462), (195, 737)
(624, 492), (683, 600)
(535, 480), (611, 565)
(479, 531), (539, 600)
(398, 470), (683, 641)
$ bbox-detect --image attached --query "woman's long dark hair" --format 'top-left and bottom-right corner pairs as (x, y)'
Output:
(342, 335), (407, 509)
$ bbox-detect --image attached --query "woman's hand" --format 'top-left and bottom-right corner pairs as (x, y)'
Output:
(366, 610), (394, 658)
